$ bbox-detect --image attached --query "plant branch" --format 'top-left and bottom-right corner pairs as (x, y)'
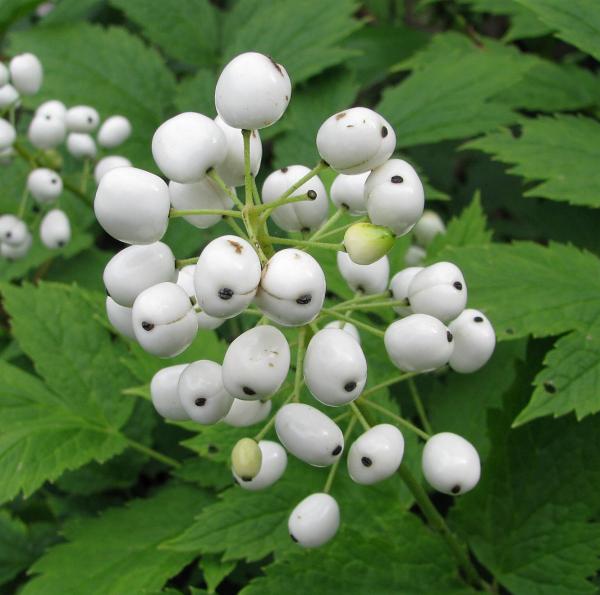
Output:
(276, 160), (328, 203)
(359, 399), (430, 440)
(320, 308), (385, 338)
(324, 416), (357, 493)
(126, 438), (181, 469)
(267, 236), (344, 252)
(408, 378), (433, 435)
(169, 208), (242, 219)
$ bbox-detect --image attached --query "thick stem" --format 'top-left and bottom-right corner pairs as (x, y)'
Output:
(359, 399), (430, 440)
(267, 236), (344, 252)
(276, 160), (328, 203)
(320, 308), (385, 338)
(408, 378), (433, 435)
(169, 208), (242, 219)
(126, 438), (181, 469)
(309, 208), (346, 241)
(175, 257), (198, 268)
(255, 192), (315, 214)
(223, 216), (249, 239)
(293, 326), (307, 402)
(323, 416), (357, 493)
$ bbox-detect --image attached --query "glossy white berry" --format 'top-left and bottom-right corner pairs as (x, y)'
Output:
(150, 364), (189, 421)
(316, 107), (395, 174)
(330, 172), (369, 215)
(234, 440), (287, 490)
(0, 215), (28, 246)
(255, 249), (325, 327)
(422, 432), (480, 495)
(178, 360), (233, 424)
(389, 266), (423, 316)
(214, 115), (262, 186)
(222, 325), (290, 400)
(35, 100), (67, 121)
(365, 159), (424, 236)
(27, 168), (62, 203)
(152, 112), (226, 183)
(0, 63), (7, 87)
(0, 84), (19, 109)
(193, 235), (261, 318)
(65, 105), (100, 132)
(97, 115), (132, 148)
(288, 493), (340, 548)
(169, 177), (234, 229)
(0, 119), (15, 150)
(94, 155), (132, 184)
(261, 165), (329, 232)
(103, 242), (176, 307)
(105, 296), (136, 340)
(324, 320), (360, 343)
(40, 209), (70, 249)
(132, 282), (198, 358)
(304, 328), (367, 406)
(336, 252), (389, 295)
(223, 398), (271, 427)
(215, 52), (291, 130)
(176, 265), (225, 330)
(0, 230), (31, 260)
(414, 210), (445, 247)
(67, 132), (96, 159)
(343, 222), (395, 265)
(347, 424), (404, 485)
(405, 244), (426, 266)
(94, 167), (170, 244)
(448, 309), (496, 373)
(28, 115), (66, 149)
(9, 53), (43, 95)
(407, 261), (467, 322)
(275, 403), (344, 467)
(384, 313), (454, 372)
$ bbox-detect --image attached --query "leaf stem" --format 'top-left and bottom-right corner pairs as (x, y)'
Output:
(359, 399), (430, 440)
(126, 438), (181, 469)
(408, 378), (433, 435)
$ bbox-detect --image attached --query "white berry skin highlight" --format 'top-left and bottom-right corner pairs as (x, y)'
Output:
(150, 364), (190, 421)
(152, 112), (227, 183)
(413, 210), (446, 247)
(65, 105), (100, 132)
(9, 53), (43, 95)
(234, 440), (287, 490)
(330, 172), (369, 215)
(0, 119), (16, 150)
(105, 297), (136, 341)
(39, 209), (71, 249)
(448, 309), (496, 373)
(0, 84), (19, 110)
(94, 156), (132, 185)
(336, 251), (389, 295)
(215, 52), (291, 130)
(421, 432), (481, 495)
(27, 168), (62, 203)
(66, 132), (97, 159)
(28, 115), (66, 149)
(97, 115), (132, 148)
(288, 493), (340, 548)
(35, 100), (67, 121)
(389, 266), (423, 316)
(0, 231), (31, 260)
(223, 398), (272, 428)
(324, 320), (361, 344)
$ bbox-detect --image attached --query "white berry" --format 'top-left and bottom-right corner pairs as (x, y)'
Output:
(193, 235), (261, 318)
(169, 177), (234, 229)
(40, 209), (70, 249)
(9, 53), (43, 95)
(94, 167), (170, 244)
(336, 251), (389, 295)
(215, 52), (291, 130)
(0, 84), (19, 109)
(35, 100), (67, 121)
(94, 155), (132, 184)
(132, 282), (198, 358)
(324, 320), (360, 343)
(389, 266), (423, 316)
(255, 249), (325, 326)
(0, 119), (16, 150)
(152, 112), (226, 183)
(27, 168), (62, 203)
(28, 115), (66, 149)
(67, 132), (96, 159)
(384, 313), (454, 372)
(0, 215), (28, 246)
(330, 172), (369, 215)
(407, 261), (467, 321)
(234, 440), (287, 490)
(316, 107), (395, 174)
(422, 432), (481, 495)
(275, 403), (344, 467)
(448, 309), (496, 373)
(223, 398), (271, 427)
(105, 296), (136, 340)
(65, 105), (100, 132)
(150, 364), (189, 421)
(413, 210), (445, 247)
(261, 165), (329, 232)
(97, 115), (132, 148)
(214, 115), (262, 186)
(405, 244), (426, 266)
(0, 230), (31, 260)
(178, 360), (233, 424)
(288, 493), (339, 548)
(176, 265), (225, 330)
(365, 159), (424, 236)
(222, 325), (290, 400)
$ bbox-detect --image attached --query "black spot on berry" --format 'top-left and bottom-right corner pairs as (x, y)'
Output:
(45, 114), (51, 120)
(87, 116), (93, 123)
(218, 287), (234, 300)
(446, 331), (453, 342)
(341, 202), (349, 210)
(451, 485), (461, 494)
(332, 445), (342, 456)
(381, 126), (388, 138)
(243, 386), (256, 396)
(335, 112), (346, 120)
(290, 533), (298, 542)
(57, 241), (65, 247)
(356, 285), (364, 293)
(543, 381), (557, 394)
(208, 444), (218, 453)
(361, 456), (372, 467)
(474, 316), (484, 322)
(281, 167), (288, 173)
(51, 178), (57, 184)
(141, 321), (154, 331)
(307, 189), (317, 200)
(32, 205), (40, 213)
(391, 175), (403, 184)
(241, 475), (252, 482)
(5, 231), (11, 239)
(296, 294), (312, 305)
(267, 55), (283, 75)
(195, 397), (207, 407)
(453, 281), (463, 290)
(344, 381), (357, 392)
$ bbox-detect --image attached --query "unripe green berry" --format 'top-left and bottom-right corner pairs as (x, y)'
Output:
(343, 222), (395, 265)
(231, 437), (262, 481)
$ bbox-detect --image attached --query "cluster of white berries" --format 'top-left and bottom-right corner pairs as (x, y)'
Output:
(0, 52), (133, 261)
(94, 51), (496, 548)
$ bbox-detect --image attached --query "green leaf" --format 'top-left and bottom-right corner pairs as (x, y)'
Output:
(0, 0), (38, 34)
(221, 0), (362, 84)
(516, 0), (600, 61)
(200, 555), (236, 594)
(466, 115), (600, 207)
(111, 0), (220, 67)
(451, 363), (600, 594)
(174, 69), (217, 116)
(8, 23), (176, 170)
(22, 484), (213, 595)
(241, 509), (472, 595)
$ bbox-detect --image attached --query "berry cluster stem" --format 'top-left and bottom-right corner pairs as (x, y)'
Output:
(320, 308), (385, 338)
(408, 378), (433, 436)
(309, 207), (346, 241)
(323, 416), (357, 494)
(169, 208), (242, 219)
(267, 236), (344, 252)
(274, 160), (328, 203)
(359, 399), (430, 440)
(293, 326), (307, 402)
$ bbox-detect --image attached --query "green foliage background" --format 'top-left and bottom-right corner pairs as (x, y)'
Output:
(1, 0), (600, 593)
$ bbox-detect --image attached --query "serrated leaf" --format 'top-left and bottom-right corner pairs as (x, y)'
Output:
(221, 0), (362, 84)
(451, 363), (600, 594)
(242, 509), (473, 595)
(22, 484), (213, 595)
(466, 115), (600, 207)
(174, 69), (217, 116)
(516, 0), (600, 62)
(199, 555), (236, 594)
(111, 0), (220, 68)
